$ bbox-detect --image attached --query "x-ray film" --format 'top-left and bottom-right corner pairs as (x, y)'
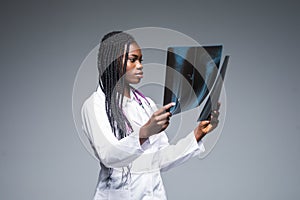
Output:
(198, 55), (230, 121)
(163, 46), (223, 115)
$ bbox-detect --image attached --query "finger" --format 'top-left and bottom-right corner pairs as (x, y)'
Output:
(157, 119), (169, 126)
(212, 110), (219, 116)
(210, 116), (219, 123)
(210, 112), (219, 121)
(154, 102), (175, 116)
(211, 119), (219, 127)
(156, 112), (172, 121)
(161, 102), (176, 113)
(160, 121), (170, 132)
(210, 112), (219, 120)
(217, 102), (221, 110)
(200, 120), (210, 128)
(211, 109), (220, 117)
(204, 124), (213, 133)
(210, 114), (219, 123)
(200, 120), (210, 125)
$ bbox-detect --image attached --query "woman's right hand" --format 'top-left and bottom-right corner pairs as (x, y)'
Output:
(139, 102), (175, 140)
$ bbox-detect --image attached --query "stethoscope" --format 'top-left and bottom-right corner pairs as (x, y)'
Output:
(131, 87), (151, 110)
(129, 87), (154, 130)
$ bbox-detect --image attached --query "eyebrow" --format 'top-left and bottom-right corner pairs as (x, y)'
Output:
(128, 54), (142, 58)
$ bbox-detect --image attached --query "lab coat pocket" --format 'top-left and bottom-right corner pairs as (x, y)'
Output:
(94, 188), (131, 200)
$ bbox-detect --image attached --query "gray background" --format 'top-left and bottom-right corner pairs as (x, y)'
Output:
(0, 0), (299, 199)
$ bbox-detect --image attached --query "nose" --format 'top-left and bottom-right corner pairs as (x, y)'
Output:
(136, 61), (143, 70)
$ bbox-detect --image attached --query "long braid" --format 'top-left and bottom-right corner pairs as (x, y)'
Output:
(97, 31), (134, 186)
(98, 31), (134, 139)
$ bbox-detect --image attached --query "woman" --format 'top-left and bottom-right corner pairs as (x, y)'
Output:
(81, 31), (220, 199)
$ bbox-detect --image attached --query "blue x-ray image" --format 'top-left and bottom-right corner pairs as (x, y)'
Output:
(198, 55), (230, 121)
(163, 46), (223, 115)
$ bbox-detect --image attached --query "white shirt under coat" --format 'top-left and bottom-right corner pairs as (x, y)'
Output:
(81, 86), (205, 200)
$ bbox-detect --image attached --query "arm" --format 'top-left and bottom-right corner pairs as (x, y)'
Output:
(149, 102), (220, 172)
(155, 131), (206, 172)
(81, 94), (144, 168)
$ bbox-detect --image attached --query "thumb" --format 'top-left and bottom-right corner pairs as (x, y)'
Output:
(200, 120), (210, 127)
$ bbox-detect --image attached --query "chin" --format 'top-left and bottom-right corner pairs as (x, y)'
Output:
(131, 79), (141, 84)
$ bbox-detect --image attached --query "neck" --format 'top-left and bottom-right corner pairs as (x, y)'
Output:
(123, 83), (131, 98)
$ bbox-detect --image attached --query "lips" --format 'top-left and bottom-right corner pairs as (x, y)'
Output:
(135, 72), (143, 78)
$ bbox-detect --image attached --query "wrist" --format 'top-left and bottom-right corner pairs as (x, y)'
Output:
(139, 126), (148, 139)
(139, 127), (149, 145)
(194, 128), (205, 142)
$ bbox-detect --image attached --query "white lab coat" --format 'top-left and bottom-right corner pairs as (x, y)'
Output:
(81, 86), (205, 200)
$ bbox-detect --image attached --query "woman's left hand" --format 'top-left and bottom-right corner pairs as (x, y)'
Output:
(194, 103), (220, 142)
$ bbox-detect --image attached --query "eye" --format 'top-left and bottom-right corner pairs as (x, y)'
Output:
(128, 58), (137, 63)
(128, 57), (143, 63)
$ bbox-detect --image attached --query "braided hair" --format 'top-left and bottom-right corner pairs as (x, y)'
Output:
(98, 31), (135, 139)
(97, 31), (136, 186)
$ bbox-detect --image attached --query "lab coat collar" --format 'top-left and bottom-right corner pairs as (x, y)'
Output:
(122, 88), (135, 104)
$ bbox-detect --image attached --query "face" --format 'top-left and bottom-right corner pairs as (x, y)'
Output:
(124, 42), (143, 84)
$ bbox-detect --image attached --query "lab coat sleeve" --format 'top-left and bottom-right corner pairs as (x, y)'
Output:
(81, 95), (144, 168)
(156, 131), (205, 172)
(145, 97), (205, 172)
